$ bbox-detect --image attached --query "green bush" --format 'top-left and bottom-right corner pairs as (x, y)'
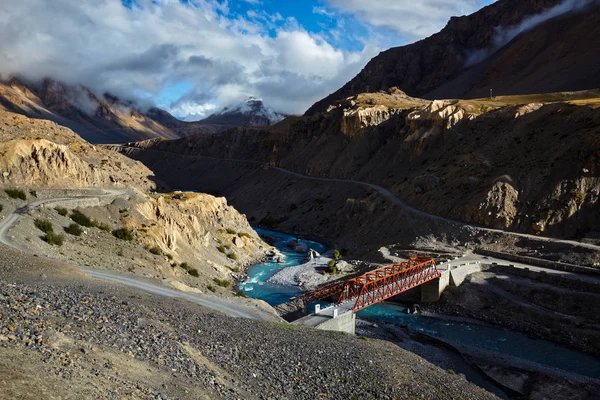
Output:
(112, 228), (134, 241)
(55, 207), (68, 216)
(147, 246), (162, 256)
(226, 228), (236, 235)
(34, 218), (54, 234)
(238, 232), (251, 238)
(213, 278), (230, 288)
(166, 254), (173, 260)
(325, 261), (337, 275)
(4, 188), (26, 200)
(332, 249), (341, 260)
(70, 210), (95, 228)
(217, 245), (226, 254)
(42, 232), (64, 246)
(64, 223), (83, 236)
(179, 262), (199, 277)
(227, 253), (237, 260)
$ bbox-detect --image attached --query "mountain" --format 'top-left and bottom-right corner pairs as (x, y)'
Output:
(126, 88), (600, 243)
(145, 107), (230, 138)
(0, 78), (179, 144)
(306, 0), (600, 115)
(145, 97), (286, 138)
(200, 97), (286, 127)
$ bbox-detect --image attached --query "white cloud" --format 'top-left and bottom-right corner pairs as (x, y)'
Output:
(325, 0), (485, 39)
(0, 0), (379, 118)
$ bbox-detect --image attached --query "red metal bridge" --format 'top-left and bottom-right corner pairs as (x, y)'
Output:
(301, 257), (441, 313)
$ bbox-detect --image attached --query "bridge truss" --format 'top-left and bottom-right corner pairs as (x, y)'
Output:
(301, 257), (441, 312)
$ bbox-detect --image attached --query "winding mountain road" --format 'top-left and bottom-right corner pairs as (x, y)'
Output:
(0, 188), (281, 322)
(121, 145), (600, 252)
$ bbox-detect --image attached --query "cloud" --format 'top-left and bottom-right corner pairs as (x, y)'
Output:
(465, 0), (599, 66)
(324, 0), (486, 40)
(0, 0), (379, 119)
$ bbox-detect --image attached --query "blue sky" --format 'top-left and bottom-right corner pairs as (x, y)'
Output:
(2, 0), (497, 120)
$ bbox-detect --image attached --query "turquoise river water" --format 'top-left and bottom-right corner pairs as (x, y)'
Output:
(238, 228), (600, 380)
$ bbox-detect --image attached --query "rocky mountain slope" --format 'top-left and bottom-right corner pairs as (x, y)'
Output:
(0, 107), (269, 293)
(0, 78), (179, 144)
(306, 0), (600, 115)
(128, 89), (600, 242)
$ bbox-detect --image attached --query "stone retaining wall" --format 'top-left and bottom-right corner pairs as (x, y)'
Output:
(475, 249), (600, 276)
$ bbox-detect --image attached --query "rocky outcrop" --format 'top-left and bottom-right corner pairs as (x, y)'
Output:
(405, 100), (474, 142)
(474, 181), (520, 229)
(341, 105), (400, 136)
(132, 192), (267, 271)
(0, 139), (158, 190)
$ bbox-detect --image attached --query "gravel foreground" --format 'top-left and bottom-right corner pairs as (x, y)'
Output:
(0, 246), (497, 399)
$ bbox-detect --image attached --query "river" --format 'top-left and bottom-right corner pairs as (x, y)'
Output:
(238, 228), (600, 381)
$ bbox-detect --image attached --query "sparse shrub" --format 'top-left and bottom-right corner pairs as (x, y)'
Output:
(42, 232), (64, 246)
(179, 262), (199, 277)
(112, 228), (134, 241)
(227, 253), (237, 260)
(226, 228), (236, 235)
(55, 207), (68, 216)
(97, 222), (111, 232)
(325, 261), (337, 275)
(117, 249), (124, 257)
(4, 188), (26, 200)
(34, 218), (54, 234)
(358, 336), (370, 341)
(235, 291), (248, 298)
(238, 232), (251, 238)
(207, 285), (216, 293)
(64, 223), (83, 236)
(180, 262), (191, 270)
(166, 254), (173, 260)
(217, 245), (226, 254)
(70, 210), (95, 228)
(147, 246), (162, 256)
(213, 278), (230, 288)
(227, 265), (240, 273)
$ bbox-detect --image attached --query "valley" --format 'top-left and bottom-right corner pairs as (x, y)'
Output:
(1, 0), (600, 398)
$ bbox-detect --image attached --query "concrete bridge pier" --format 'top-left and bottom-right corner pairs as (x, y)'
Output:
(420, 270), (450, 302)
(292, 306), (356, 334)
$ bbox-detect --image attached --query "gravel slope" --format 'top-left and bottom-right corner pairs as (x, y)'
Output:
(0, 245), (498, 399)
